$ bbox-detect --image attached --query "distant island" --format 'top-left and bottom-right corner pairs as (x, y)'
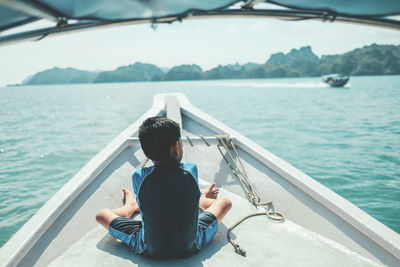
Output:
(18, 43), (400, 86)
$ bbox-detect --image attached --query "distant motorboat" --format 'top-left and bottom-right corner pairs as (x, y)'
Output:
(322, 73), (350, 87)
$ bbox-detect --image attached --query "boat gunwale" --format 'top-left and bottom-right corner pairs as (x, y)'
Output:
(175, 93), (400, 262)
(0, 96), (165, 267)
(1, 93), (399, 266)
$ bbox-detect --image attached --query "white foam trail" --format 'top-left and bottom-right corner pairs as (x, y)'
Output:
(180, 80), (328, 88)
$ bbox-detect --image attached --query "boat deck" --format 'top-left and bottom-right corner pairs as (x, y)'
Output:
(1, 94), (399, 267)
(49, 179), (376, 267)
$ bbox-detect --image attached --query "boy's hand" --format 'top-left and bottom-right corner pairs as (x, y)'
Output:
(203, 183), (219, 199)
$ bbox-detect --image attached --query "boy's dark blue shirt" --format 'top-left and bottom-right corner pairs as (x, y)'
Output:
(130, 161), (201, 257)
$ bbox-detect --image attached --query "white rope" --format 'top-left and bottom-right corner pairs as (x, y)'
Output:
(215, 134), (285, 256)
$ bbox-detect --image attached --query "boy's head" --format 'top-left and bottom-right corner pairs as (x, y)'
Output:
(138, 116), (182, 162)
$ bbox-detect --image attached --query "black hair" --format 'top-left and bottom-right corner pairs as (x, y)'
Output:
(138, 116), (181, 161)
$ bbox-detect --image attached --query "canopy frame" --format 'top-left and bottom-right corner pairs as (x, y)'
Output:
(0, 1), (399, 46)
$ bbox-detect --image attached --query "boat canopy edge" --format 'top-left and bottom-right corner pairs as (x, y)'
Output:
(1, 0), (400, 46)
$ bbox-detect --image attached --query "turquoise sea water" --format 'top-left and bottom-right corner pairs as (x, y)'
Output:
(0, 76), (399, 247)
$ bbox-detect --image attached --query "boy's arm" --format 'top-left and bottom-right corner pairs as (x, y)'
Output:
(182, 162), (218, 198)
(132, 169), (142, 196)
(182, 162), (199, 184)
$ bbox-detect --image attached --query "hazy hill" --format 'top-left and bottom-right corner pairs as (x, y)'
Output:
(18, 43), (400, 85)
(94, 62), (164, 83)
(162, 64), (203, 81)
(320, 44), (400, 75)
(23, 67), (98, 85)
(268, 46), (319, 65)
(203, 63), (259, 80)
(246, 46), (320, 78)
(246, 44), (400, 78)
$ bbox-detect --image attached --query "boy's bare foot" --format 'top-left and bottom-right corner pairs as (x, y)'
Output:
(122, 188), (139, 212)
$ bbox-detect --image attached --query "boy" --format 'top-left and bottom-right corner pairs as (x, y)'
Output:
(96, 116), (232, 259)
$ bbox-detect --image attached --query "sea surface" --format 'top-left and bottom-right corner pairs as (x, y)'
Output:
(0, 76), (399, 247)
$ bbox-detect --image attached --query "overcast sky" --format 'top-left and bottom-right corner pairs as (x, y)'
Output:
(0, 17), (398, 86)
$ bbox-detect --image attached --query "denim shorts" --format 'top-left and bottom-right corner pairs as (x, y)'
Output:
(196, 210), (218, 249)
(108, 217), (145, 254)
(108, 210), (218, 253)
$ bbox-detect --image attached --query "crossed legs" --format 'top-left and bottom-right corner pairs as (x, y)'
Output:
(95, 183), (232, 229)
(199, 183), (232, 223)
(95, 188), (139, 229)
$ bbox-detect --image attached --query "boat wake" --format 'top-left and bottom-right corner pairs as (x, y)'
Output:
(186, 80), (328, 88)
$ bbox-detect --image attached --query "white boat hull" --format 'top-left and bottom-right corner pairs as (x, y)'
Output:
(0, 93), (399, 266)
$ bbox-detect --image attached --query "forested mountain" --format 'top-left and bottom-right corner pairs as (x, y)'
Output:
(320, 44), (400, 75)
(243, 44), (400, 78)
(94, 62), (164, 83)
(19, 44), (400, 85)
(162, 64), (203, 81)
(23, 67), (98, 85)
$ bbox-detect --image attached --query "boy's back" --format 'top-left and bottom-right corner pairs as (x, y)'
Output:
(95, 116), (231, 259)
(138, 160), (200, 258)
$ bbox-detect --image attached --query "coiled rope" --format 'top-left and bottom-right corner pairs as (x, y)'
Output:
(215, 135), (285, 256)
